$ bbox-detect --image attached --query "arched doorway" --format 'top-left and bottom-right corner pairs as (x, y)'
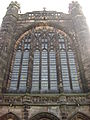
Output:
(0, 112), (20, 120)
(29, 112), (60, 120)
(68, 112), (90, 120)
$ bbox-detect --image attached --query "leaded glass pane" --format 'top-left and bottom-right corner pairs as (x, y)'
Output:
(32, 50), (40, 91)
(19, 51), (29, 91)
(49, 50), (57, 90)
(10, 51), (22, 90)
(41, 50), (48, 91)
(60, 50), (71, 92)
(68, 50), (80, 91)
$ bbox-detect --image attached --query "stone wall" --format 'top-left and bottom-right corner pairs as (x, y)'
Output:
(69, 1), (90, 92)
(0, 1), (90, 93)
(0, 1), (90, 120)
(0, 94), (89, 120)
(0, 1), (20, 92)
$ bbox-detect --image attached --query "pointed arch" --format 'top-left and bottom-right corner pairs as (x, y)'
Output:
(0, 112), (20, 120)
(68, 112), (90, 120)
(6, 25), (82, 93)
(29, 112), (60, 120)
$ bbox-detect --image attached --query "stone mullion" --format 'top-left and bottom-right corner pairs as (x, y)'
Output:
(65, 41), (73, 91)
(17, 49), (23, 91)
(26, 44), (31, 93)
(55, 37), (62, 93)
(59, 49), (65, 92)
(39, 50), (42, 92)
(29, 35), (35, 93)
(56, 50), (61, 93)
(48, 50), (50, 91)
(29, 50), (33, 93)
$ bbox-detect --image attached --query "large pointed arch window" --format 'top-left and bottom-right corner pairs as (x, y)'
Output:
(8, 27), (81, 93)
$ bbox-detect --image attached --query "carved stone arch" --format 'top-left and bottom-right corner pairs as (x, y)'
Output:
(14, 25), (73, 49)
(68, 112), (90, 120)
(29, 112), (60, 120)
(0, 112), (20, 120)
(15, 22), (74, 43)
(3, 23), (81, 93)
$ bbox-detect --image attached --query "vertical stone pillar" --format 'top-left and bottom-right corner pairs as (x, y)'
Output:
(69, 1), (90, 92)
(22, 105), (28, 120)
(0, 1), (20, 92)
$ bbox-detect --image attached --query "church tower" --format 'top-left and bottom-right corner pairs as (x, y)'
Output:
(0, 1), (90, 120)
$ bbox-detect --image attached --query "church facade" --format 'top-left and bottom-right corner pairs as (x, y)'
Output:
(0, 1), (90, 120)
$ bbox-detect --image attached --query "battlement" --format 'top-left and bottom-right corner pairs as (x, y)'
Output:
(18, 11), (71, 22)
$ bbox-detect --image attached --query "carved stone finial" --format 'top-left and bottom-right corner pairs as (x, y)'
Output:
(7, 1), (20, 10)
(69, 1), (82, 14)
(6, 1), (20, 16)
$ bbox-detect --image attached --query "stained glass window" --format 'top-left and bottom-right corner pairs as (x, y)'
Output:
(9, 28), (81, 93)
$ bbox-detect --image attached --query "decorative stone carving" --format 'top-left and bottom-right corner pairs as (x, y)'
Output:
(0, 94), (89, 106)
